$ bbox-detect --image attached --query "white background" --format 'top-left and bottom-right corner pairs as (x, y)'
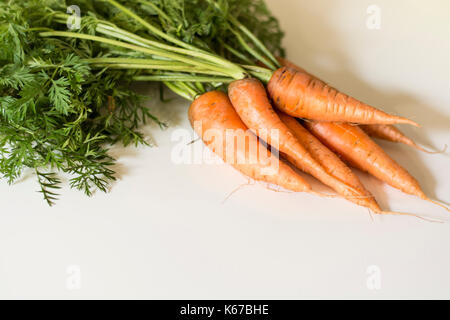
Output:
(1, 0), (449, 299)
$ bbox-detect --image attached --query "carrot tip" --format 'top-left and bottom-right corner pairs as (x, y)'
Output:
(309, 191), (337, 198)
(400, 118), (421, 127)
(416, 143), (448, 154)
(376, 210), (445, 223)
(426, 198), (450, 213)
(222, 180), (254, 204)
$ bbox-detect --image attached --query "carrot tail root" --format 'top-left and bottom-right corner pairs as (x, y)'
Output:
(415, 143), (448, 154)
(401, 119), (421, 127)
(222, 180), (254, 204)
(377, 210), (445, 223)
(343, 195), (374, 199)
(426, 198), (450, 213)
(264, 187), (337, 198)
(309, 191), (338, 198)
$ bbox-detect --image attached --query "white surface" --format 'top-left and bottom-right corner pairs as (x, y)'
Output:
(1, 0), (449, 299)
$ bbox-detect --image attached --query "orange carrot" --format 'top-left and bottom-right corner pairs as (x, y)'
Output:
(360, 124), (446, 154)
(304, 121), (449, 212)
(276, 57), (311, 75)
(277, 111), (381, 212)
(228, 78), (359, 196)
(267, 66), (419, 126)
(189, 91), (316, 194)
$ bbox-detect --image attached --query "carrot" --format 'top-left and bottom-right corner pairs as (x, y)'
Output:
(277, 111), (381, 212)
(360, 124), (446, 154)
(304, 121), (449, 212)
(276, 57), (311, 75)
(277, 58), (444, 155)
(228, 78), (360, 197)
(267, 66), (419, 126)
(189, 91), (318, 195)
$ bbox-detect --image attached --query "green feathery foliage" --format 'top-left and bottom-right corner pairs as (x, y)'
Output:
(0, 0), (165, 205)
(0, 0), (285, 205)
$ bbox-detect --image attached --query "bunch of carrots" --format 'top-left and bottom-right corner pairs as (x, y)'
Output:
(4, 0), (447, 213)
(62, 0), (450, 217)
(189, 58), (448, 219)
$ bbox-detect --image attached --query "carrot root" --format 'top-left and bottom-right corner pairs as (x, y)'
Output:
(398, 119), (421, 127)
(228, 78), (361, 197)
(415, 143), (448, 154)
(425, 198), (450, 213)
(222, 181), (254, 204)
(305, 121), (433, 202)
(309, 191), (338, 198)
(375, 210), (444, 224)
(268, 65), (420, 126)
(190, 91), (313, 194)
(264, 183), (294, 193)
(360, 124), (445, 154)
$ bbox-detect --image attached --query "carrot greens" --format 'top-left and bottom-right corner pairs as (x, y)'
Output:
(0, 0), (284, 204)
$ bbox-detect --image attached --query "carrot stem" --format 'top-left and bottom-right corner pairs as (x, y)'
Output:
(134, 74), (233, 83)
(206, 0), (280, 68)
(220, 41), (254, 64)
(228, 15), (281, 68)
(163, 81), (196, 101)
(103, 0), (247, 78)
(40, 31), (240, 78)
(229, 27), (276, 71)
